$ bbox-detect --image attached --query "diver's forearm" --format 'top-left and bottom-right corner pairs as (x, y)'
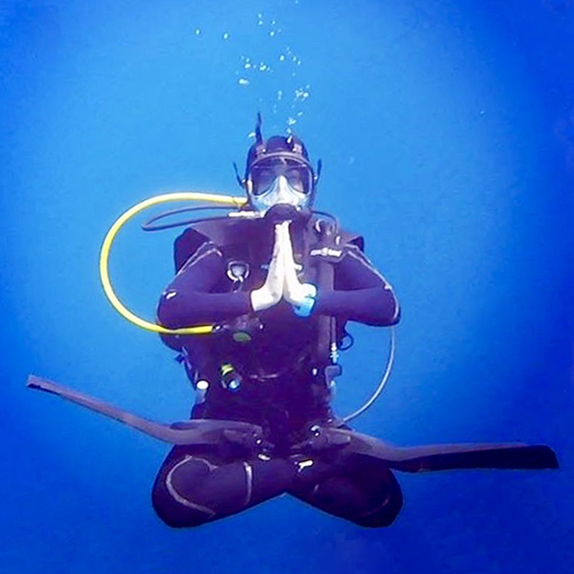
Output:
(157, 291), (252, 327)
(314, 287), (400, 326)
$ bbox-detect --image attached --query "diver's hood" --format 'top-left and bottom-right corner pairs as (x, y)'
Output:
(239, 113), (321, 211)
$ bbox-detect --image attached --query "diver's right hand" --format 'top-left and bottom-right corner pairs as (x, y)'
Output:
(250, 222), (289, 312)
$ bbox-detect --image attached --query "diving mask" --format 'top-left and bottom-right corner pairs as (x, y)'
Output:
(247, 155), (314, 213)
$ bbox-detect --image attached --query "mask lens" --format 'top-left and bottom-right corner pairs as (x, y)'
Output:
(284, 166), (309, 193)
(250, 166), (276, 196)
(250, 158), (312, 196)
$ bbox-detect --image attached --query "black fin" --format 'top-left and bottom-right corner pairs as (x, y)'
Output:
(383, 444), (559, 472)
(26, 375), (264, 447)
(295, 427), (559, 472)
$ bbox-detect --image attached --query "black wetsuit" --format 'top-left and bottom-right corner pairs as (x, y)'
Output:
(151, 215), (403, 528)
(25, 205), (558, 527)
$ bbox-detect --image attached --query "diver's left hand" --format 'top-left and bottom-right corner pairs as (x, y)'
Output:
(250, 222), (288, 312)
(279, 222), (317, 311)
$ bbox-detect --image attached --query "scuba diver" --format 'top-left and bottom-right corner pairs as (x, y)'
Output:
(151, 119), (404, 528)
(148, 115), (558, 528)
(27, 114), (558, 529)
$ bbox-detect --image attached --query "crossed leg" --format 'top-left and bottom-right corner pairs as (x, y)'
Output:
(152, 445), (296, 528)
(153, 443), (403, 529)
(289, 452), (404, 528)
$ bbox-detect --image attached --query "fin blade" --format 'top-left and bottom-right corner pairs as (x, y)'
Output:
(384, 444), (559, 472)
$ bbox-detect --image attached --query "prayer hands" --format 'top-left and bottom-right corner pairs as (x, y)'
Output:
(250, 221), (288, 312)
(279, 222), (317, 311)
(250, 221), (317, 314)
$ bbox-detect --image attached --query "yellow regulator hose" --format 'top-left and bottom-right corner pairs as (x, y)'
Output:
(99, 191), (247, 336)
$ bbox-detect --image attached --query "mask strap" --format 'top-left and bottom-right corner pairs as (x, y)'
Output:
(233, 162), (245, 188)
(315, 159), (322, 185)
(255, 112), (263, 144)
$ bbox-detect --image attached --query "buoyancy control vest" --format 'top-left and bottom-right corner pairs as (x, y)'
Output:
(163, 213), (364, 400)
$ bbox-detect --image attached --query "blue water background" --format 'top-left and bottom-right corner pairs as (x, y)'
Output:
(1, 0), (573, 572)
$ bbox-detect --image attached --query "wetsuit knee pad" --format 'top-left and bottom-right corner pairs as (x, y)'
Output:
(151, 491), (210, 528)
(311, 474), (403, 528)
(152, 456), (217, 528)
(354, 483), (403, 528)
(296, 454), (404, 528)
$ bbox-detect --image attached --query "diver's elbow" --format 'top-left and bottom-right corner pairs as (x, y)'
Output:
(156, 290), (184, 329)
(387, 304), (401, 326)
(360, 303), (400, 327)
(372, 307), (400, 327)
(378, 289), (401, 326)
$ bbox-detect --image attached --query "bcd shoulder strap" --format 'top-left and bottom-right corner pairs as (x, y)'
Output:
(174, 218), (266, 272)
